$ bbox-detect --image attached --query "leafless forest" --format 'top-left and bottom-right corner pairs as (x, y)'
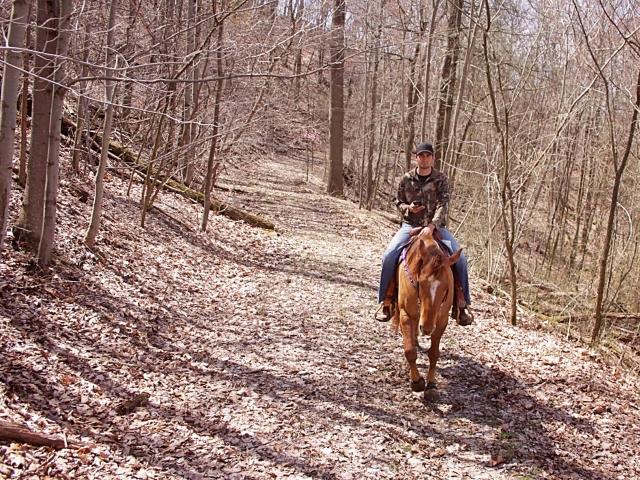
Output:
(1, 0), (640, 477)
(5, 0), (637, 345)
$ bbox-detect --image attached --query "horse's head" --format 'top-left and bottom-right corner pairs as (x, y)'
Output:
(412, 231), (461, 335)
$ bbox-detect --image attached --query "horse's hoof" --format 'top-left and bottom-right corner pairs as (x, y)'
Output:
(411, 378), (425, 392)
(424, 382), (439, 402)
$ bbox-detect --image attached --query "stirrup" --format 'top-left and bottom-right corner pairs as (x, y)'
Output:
(457, 307), (474, 326)
(374, 303), (392, 322)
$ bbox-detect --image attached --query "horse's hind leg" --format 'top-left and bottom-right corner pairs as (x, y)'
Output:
(400, 310), (425, 392)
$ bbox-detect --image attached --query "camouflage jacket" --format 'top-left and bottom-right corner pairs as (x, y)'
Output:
(394, 168), (450, 228)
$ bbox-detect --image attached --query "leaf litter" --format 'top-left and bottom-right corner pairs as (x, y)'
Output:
(1, 154), (639, 479)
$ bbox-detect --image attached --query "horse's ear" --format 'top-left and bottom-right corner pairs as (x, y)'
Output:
(448, 248), (462, 266)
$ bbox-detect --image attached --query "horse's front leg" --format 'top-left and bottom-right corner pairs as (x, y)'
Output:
(425, 319), (447, 401)
(400, 309), (425, 392)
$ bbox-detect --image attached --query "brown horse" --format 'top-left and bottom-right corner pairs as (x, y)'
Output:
(391, 228), (461, 401)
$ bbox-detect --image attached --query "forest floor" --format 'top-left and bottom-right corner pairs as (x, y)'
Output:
(1, 149), (640, 480)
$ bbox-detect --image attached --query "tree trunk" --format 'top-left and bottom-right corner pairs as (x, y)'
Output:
(0, 0), (29, 250)
(404, 41), (421, 171)
(365, 18), (381, 205)
(403, 3), (427, 171)
(434, 0), (463, 169)
(444, 0), (480, 181)
(18, 3), (32, 187)
(180, 0), (197, 185)
(38, 0), (72, 267)
(72, 22), (92, 173)
(419, 0), (440, 141)
(326, 0), (345, 197)
(202, 0), (225, 232)
(293, 0), (305, 96)
(140, 99), (170, 228)
(85, 0), (119, 248)
(120, 0), (139, 115)
(482, 0), (517, 325)
(15, 0), (58, 251)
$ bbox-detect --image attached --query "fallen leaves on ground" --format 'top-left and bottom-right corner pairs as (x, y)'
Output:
(1, 155), (639, 479)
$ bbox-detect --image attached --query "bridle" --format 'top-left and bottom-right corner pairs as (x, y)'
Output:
(400, 243), (419, 291)
(401, 235), (450, 295)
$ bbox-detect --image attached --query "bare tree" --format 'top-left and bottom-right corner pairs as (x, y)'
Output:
(0, 0), (29, 250)
(15, 0), (59, 251)
(85, 0), (119, 247)
(18, 5), (32, 187)
(179, 0), (198, 185)
(481, 0), (518, 325)
(419, 0), (441, 141)
(71, 21), (92, 173)
(434, 0), (463, 167)
(202, 0), (226, 231)
(365, 1), (382, 206)
(38, 0), (73, 267)
(326, 0), (345, 196)
(571, 0), (640, 342)
(403, 28), (424, 171)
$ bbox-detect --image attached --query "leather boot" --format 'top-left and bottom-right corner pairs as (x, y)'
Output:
(451, 278), (473, 326)
(454, 280), (466, 309)
(385, 275), (397, 303)
(375, 270), (398, 322)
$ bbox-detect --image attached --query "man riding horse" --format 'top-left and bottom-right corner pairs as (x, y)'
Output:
(376, 141), (473, 326)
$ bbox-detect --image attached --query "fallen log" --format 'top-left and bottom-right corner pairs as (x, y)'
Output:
(61, 116), (275, 230)
(553, 312), (640, 324)
(151, 205), (193, 231)
(0, 420), (79, 450)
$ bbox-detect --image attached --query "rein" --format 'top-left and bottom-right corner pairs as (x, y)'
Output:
(401, 243), (419, 291)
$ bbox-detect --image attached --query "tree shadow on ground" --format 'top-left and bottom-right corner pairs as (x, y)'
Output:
(0, 192), (615, 479)
(2, 272), (615, 480)
(2, 278), (341, 479)
(423, 351), (611, 479)
(145, 205), (378, 292)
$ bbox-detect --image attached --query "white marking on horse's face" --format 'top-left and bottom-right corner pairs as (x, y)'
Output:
(429, 278), (441, 304)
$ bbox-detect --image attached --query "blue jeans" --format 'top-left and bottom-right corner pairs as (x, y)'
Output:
(378, 223), (471, 306)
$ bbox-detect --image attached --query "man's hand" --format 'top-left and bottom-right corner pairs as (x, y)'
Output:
(408, 202), (425, 214)
(425, 223), (441, 240)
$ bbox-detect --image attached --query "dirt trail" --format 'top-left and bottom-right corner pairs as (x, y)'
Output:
(1, 153), (639, 479)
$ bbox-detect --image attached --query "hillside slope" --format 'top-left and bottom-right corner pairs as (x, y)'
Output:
(1, 153), (639, 479)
